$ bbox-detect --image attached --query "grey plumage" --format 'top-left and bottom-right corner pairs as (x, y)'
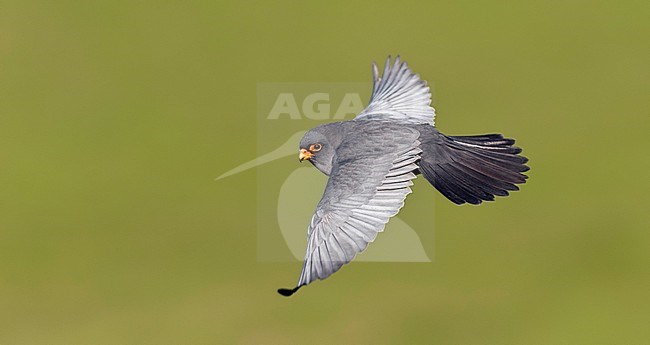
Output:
(278, 56), (529, 297)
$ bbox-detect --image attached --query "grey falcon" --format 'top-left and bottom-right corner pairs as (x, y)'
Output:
(278, 56), (529, 296)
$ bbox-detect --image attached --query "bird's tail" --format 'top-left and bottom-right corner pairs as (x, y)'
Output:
(418, 133), (529, 205)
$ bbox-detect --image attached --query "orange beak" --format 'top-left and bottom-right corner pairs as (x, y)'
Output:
(299, 149), (313, 162)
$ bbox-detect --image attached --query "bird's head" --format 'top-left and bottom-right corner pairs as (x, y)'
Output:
(298, 124), (341, 175)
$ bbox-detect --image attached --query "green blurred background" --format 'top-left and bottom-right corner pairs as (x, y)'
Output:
(1, 1), (649, 344)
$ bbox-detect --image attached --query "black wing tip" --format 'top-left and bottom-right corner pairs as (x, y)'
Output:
(277, 286), (301, 297)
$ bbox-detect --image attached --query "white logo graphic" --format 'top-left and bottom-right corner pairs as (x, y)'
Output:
(267, 93), (364, 120)
(217, 84), (433, 262)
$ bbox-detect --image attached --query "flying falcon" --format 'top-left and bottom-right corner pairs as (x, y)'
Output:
(278, 56), (529, 296)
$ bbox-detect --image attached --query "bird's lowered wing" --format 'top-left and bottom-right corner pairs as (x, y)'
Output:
(279, 125), (421, 296)
(355, 56), (436, 125)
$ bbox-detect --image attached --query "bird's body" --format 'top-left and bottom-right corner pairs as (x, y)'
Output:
(279, 57), (529, 296)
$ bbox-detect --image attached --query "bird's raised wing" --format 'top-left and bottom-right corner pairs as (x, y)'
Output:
(355, 56), (436, 126)
(279, 124), (421, 296)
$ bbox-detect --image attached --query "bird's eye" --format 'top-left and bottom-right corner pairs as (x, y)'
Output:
(310, 143), (322, 152)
